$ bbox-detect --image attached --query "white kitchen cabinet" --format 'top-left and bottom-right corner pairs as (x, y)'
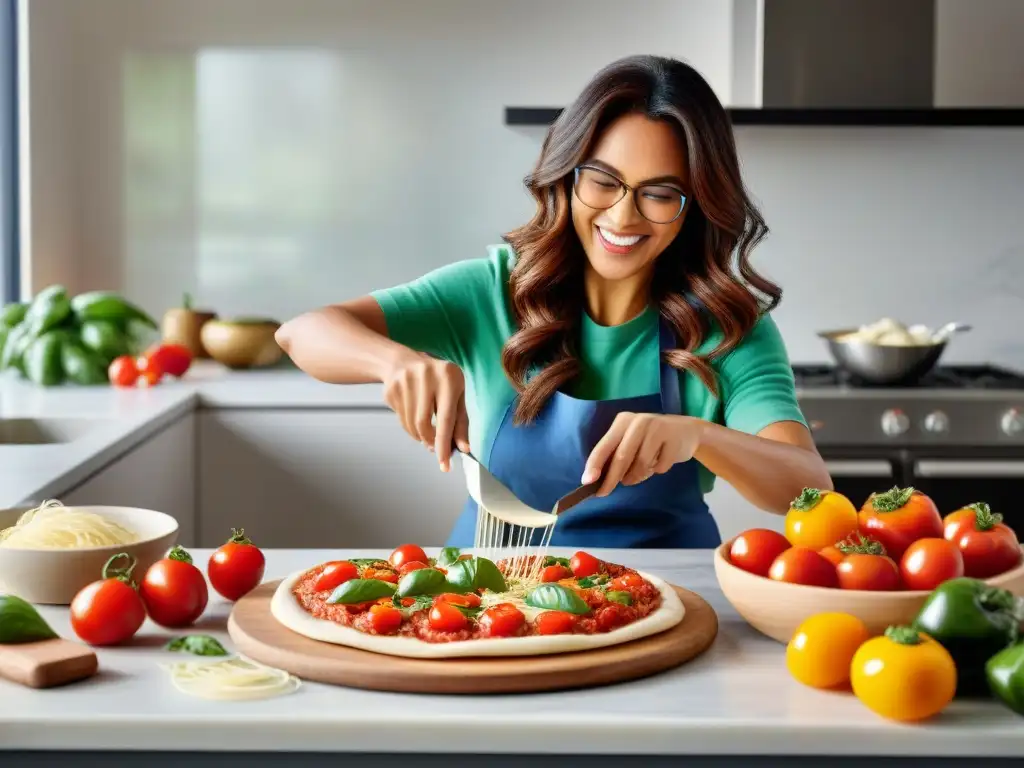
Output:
(62, 415), (197, 546)
(198, 410), (469, 549)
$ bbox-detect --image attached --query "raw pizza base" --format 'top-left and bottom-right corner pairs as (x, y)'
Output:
(270, 568), (686, 659)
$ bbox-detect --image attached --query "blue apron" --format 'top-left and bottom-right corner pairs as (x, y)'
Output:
(445, 320), (721, 549)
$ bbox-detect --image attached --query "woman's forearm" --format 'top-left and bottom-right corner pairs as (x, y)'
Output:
(275, 303), (413, 384)
(692, 420), (833, 515)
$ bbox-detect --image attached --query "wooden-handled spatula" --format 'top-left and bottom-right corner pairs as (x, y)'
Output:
(0, 637), (98, 688)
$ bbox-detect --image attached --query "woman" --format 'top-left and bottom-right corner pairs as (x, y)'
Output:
(277, 54), (832, 549)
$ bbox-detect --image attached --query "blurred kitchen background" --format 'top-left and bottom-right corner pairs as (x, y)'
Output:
(1, 0), (1023, 547)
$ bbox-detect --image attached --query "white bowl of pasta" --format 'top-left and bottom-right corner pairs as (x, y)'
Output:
(0, 500), (179, 605)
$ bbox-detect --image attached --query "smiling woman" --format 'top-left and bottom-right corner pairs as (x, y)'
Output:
(277, 54), (832, 550)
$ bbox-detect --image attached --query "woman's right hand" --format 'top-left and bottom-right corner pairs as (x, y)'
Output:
(382, 351), (470, 472)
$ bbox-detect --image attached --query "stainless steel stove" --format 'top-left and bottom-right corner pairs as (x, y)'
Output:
(794, 364), (1024, 538)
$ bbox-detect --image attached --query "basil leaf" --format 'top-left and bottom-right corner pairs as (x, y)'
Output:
(393, 594), (434, 615)
(396, 567), (449, 597)
(578, 574), (609, 589)
(0, 594), (59, 644)
(445, 557), (507, 593)
(526, 584), (590, 615)
(436, 547), (462, 567)
(543, 556), (571, 568)
(606, 591), (633, 606)
(327, 578), (397, 604)
(166, 635), (229, 656)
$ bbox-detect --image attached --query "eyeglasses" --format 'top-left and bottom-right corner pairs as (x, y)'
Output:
(572, 165), (687, 224)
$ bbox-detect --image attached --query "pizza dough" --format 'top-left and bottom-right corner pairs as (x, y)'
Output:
(270, 568), (685, 659)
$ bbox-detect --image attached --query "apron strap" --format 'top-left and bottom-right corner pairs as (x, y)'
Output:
(657, 320), (683, 416)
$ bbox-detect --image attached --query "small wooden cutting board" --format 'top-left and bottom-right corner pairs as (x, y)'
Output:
(0, 638), (99, 688)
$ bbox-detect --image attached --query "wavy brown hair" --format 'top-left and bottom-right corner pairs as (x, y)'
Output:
(501, 54), (781, 425)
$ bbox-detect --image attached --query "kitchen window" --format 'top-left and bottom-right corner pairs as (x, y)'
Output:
(0, 0), (18, 303)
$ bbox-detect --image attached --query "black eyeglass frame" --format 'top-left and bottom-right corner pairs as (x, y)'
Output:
(572, 164), (688, 225)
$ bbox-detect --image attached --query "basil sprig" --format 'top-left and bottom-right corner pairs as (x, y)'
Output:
(445, 557), (507, 593)
(327, 578), (397, 604)
(166, 635), (229, 656)
(0, 594), (59, 644)
(396, 567), (449, 597)
(525, 584), (590, 615)
(436, 547), (462, 567)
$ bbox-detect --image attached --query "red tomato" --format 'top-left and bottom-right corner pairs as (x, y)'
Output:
(943, 502), (1021, 578)
(541, 564), (572, 582)
(818, 545), (845, 567)
(610, 572), (644, 591)
(70, 553), (146, 646)
(207, 528), (266, 601)
(367, 604), (403, 635)
(535, 611), (576, 635)
(729, 528), (792, 577)
(143, 343), (193, 378)
(768, 547), (839, 588)
(858, 487), (943, 561)
(435, 592), (481, 608)
(108, 356), (139, 388)
(479, 604), (526, 637)
(139, 546), (209, 628)
(836, 553), (901, 591)
(313, 561), (359, 592)
(569, 551), (602, 578)
(389, 544), (429, 570)
(595, 602), (638, 632)
(366, 569), (399, 584)
(135, 355), (164, 387)
(428, 601), (469, 632)
(899, 537), (965, 591)
(398, 560), (429, 577)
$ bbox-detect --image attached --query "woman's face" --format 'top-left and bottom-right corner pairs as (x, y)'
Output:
(571, 113), (689, 286)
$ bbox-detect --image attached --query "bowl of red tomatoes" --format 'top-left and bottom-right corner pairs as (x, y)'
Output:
(714, 487), (1024, 643)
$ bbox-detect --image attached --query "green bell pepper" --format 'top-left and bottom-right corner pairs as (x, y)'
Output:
(987, 643), (1024, 716)
(22, 330), (65, 386)
(24, 285), (72, 334)
(912, 577), (1022, 696)
(61, 339), (108, 385)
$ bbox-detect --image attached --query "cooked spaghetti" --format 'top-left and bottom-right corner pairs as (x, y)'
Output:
(0, 500), (139, 549)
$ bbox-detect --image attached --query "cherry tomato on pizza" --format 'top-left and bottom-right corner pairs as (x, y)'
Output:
(428, 601), (469, 632)
(479, 604), (526, 637)
(139, 545), (209, 628)
(609, 572), (644, 591)
(389, 544), (429, 570)
(729, 528), (791, 577)
(899, 538), (964, 591)
(569, 550), (602, 578)
(541, 564), (573, 582)
(435, 592), (482, 608)
(207, 528), (266, 601)
(942, 502), (1021, 578)
(768, 547), (839, 588)
(367, 604), (403, 635)
(858, 487), (943, 561)
(536, 611), (576, 635)
(398, 560), (429, 577)
(313, 560), (359, 592)
(70, 553), (147, 646)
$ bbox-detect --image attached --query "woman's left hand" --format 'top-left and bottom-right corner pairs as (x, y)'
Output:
(580, 413), (704, 497)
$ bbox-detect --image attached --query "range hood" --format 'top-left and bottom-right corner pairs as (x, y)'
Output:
(732, 0), (1024, 114)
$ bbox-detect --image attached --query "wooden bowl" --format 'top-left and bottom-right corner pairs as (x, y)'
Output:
(200, 318), (283, 369)
(0, 506), (179, 605)
(714, 537), (1024, 644)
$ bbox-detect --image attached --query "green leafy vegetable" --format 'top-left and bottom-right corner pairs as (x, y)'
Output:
(436, 547), (461, 567)
(543, 556), (571, 568)
(396, 567), (449, 597)
(526, 584), (591, 615)
(606, 591), (633, 606)
(392, 594), (434, 615)
(577, 574), (609, 589)
(0, 594), (59, 644)
(348, 558), (390, 568)
(166, 635), (229, 657)
(327, 578), (397, 605)
(445, 557), (507, 593)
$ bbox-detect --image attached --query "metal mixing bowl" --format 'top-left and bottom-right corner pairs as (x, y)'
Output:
(818, 330), (948, 385)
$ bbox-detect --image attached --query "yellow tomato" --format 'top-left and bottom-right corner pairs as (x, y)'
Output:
(785, 488), (859, 550)
(850, 626), (956, 722)
(786, 612), (871, 689)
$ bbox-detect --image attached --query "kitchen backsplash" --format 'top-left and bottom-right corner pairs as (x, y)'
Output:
(21, 0), (1024, 368)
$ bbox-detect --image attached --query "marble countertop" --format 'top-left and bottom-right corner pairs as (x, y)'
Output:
(0, 547), (1020, 756)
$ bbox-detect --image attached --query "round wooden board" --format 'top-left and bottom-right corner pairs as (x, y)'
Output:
(227, 580), (719, 694)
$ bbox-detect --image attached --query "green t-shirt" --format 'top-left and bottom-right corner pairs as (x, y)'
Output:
(371, 244), (806, 494)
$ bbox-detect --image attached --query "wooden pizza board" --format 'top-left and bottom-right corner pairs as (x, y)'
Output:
(227, 580), (718, 694)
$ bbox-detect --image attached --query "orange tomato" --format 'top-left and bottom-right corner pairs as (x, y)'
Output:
(858, 487), (943, 561)
(786, 612), (871, 689)
(942, 502), (1021, 578)
(784, 488), (859, 550)
(899, 537), (964, 591)
(818, 545), (845, 567)
(367, 604), (403, 634)
(729, 528), (791, 577)
(768, 547), (839, 588)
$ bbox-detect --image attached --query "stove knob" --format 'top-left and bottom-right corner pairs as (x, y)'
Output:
(923, 410), (950, 434)
(881, 408), (910, 436)
(1001, 408), (1024, 437)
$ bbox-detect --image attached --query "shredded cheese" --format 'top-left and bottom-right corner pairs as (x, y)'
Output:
(0, 499), (139, 549)
(163, 656), (301, 701)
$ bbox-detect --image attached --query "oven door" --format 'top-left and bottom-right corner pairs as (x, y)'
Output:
(823, 456), (902, 509)
(912, 458), (1024, 541)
